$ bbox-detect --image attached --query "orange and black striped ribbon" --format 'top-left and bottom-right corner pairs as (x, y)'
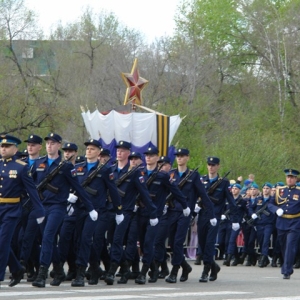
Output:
(156, 115), (169, 156)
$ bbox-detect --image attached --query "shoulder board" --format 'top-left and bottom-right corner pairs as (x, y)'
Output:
(15, 159), (27, 166)
(39, 155), (47, 159)
(170, 168), (177, 172)
(276, 185), (287, 189)
(296, 187), (300, 190)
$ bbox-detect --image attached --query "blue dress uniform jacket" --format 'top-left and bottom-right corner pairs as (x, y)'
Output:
(140, 167), (188, 217)
(169, 168), (215, 218)
(75, 161), (122, 213)
(249, 196), (275, 225)
(0, 157), (44, 218)
(268, 185), (300, 230)
(112, 162), (157, 219)
(200, 174), (238, 222)
(32, 155), (94, 212)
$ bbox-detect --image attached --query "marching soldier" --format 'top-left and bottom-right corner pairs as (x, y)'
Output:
(0, 134), (45, 287)
(166, 149), (216, 284)
(104, 140), (157, 285)
(135, 148), (189, 284)
(268, 169), (300, 279)
(19, 134), (44, 282)
(31, 133), (97, 288)
(198, 156), (239, 282)
(249, 182), (275, 268)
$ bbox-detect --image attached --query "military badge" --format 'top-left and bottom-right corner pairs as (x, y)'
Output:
(139, 176), (145, 183)
(280, 189), (285, 197)
(109, 173), (114, 180)
(293, 194), (299, 201)
(70, 169), (77, 177)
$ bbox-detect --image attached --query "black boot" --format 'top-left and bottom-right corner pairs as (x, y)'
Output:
(118, 260), (132, 284)
(245, 255), (252, 266)
(231, 254), (241, 266)
(294, 256), (300, 268)
(148, 261), (159, 283)
(135, 263), (149, 284)
(129, 260), (140, 279)
(65, 262), (76, 281)
(71, 265), (86, 287)
(32, 265), (48, 288)
(209, 261), (220, 281)
(50, 263), (66, 286)
(258, 255), (269, 268)
(223, 254), (232, 267)
(180, 259), (192, 282)
(9, 266), (25, 287)
(88, 262), (101, 285)
(158, 259), (170, 278)
(165, 265), (180, 283)
(239, 253), (247, 265)
(271, 255), (278, 267)
(105, 262), (119, 285)
(199, 264), (210, 282)
(194, 255), (202, 265)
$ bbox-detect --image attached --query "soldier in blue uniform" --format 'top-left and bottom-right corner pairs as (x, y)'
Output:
(19, 134), (44, 281)
(134, 147), (190, 284)
(224, 183), (249, 266)
(166, 148), (216, 284)
(104, 140), (157, 285)
(31, 133), (97, 288)
(0, 134), (45, 287)
(268, 169), (300, 279)
(249, 182), (275, 268)
(71, 139), (123, 287)
(50, 142), (79, 286)
(198, 156), (239, 282)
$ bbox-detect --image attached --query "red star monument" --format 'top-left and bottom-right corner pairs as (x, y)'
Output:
(121, 58), (149, 106)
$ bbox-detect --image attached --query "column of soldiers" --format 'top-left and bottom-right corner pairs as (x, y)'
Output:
(1, 133), (300, 289)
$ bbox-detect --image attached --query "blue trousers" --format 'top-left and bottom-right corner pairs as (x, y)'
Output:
(137, 214), (159, 265)
(197, 215), (219, 265)
(256, 224), (274, 256)
(39, 205), (66, 267)
(0, 204), (22, 281)
(75, 212), (99, 267)
(89, 210), (109, 264)
(154, 213), (169, 263)
(168, 210), (191, 266)
(277, 228), (300, 276)
(110, 211), (137, 264)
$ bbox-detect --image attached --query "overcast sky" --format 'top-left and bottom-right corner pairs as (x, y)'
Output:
(25, 0), (183, 42)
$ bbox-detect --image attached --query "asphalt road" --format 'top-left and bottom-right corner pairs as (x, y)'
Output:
(1, 260), (300, 300)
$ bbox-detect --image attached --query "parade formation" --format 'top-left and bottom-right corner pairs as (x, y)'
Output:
(1, 59), (300, 291)
(1, 133), (300, 289)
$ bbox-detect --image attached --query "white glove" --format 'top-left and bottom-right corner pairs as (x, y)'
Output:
(115, 214), (124, 225)
(183, 207), (191, 217)
(36, 216), (45, 224)
(89, 209), (98, 221)
(163, 205), (168, 215)
(133, 205), (139, 212)
(194, 204), (201, 213)
(67, 193), (78, 203)
(67, 204), (74, 216)
(210, 218), (217, 226)
(150, 218), (159, 226)
(221, 214), (226, 220)
(232, 223), (240, 231)
(251, 213), (258, 220)
(276, 208), (284, 216)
